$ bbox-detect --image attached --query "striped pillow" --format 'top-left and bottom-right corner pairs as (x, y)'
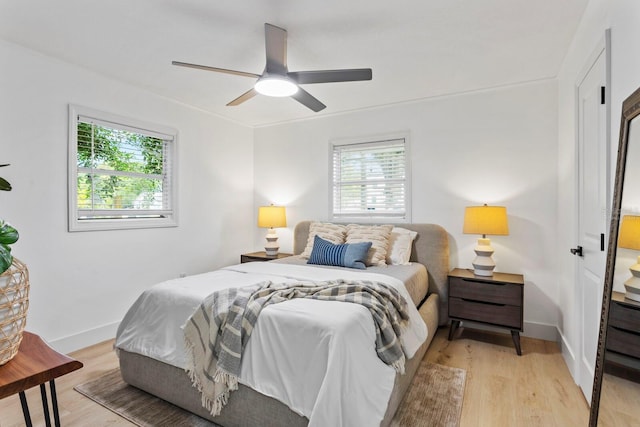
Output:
(307, 236), (372, 270)
(300, 222), (347, 258)
(345, 224), (394, 266)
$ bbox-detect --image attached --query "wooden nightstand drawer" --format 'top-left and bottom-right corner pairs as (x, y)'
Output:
(449, 277), (522, 307)
(449, 297), (522, 330)
(609, 302), (640, 333)
(607, 326), (640, 358)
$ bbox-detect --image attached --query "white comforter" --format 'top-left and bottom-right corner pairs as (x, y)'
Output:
(115, 262), (427, 427)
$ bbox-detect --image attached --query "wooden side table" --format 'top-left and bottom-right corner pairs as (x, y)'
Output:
(240, 251), (293, 263)
(0, 331), (83, 426)
(448, 268), (525, 355)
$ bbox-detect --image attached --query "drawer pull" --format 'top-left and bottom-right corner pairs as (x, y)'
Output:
(461, 298), (506, 307)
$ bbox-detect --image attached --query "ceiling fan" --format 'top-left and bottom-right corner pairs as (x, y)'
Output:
(172, 23), (372, 112)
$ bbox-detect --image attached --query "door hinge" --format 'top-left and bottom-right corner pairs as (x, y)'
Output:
(601, 86), (606, 104)
(601, 233), (605, 251)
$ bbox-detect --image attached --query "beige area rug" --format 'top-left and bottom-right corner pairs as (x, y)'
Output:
(75, 362), (466, 427)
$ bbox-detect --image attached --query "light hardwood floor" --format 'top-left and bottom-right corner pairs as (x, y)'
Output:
(0, 326), (590, 426)
(428, 327), (590, 426)
(597, 372), (640, 426)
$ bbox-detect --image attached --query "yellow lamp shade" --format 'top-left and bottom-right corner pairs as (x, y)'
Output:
(258, 205), (287, 228)
(618, 215), (640, 250)
(463, 205), (509, 236)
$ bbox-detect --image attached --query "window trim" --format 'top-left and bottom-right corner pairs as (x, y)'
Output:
(329, 132), (411, 223)
(68, 104), (178, 232)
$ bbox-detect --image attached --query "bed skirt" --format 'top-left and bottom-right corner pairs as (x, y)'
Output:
(119, 293), (439, 427)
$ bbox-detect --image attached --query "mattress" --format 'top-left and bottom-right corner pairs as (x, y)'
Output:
(115, 262), (429, 427)
(119, 294), (439, 427)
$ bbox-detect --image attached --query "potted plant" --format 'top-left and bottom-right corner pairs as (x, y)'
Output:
(0, 164), (18, 273)
(0, 164), (29, 365)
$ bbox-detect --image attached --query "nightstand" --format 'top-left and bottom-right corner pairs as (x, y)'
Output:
(448, 268), (525, 355)
(240, 251), (293, 263)
(604, 291), (640, 382)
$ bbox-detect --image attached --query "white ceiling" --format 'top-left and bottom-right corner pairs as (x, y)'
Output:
(0, 0), (588, 127)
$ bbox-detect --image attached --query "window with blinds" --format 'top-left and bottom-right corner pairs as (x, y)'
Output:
(331, 136), (410, 221)
(68, 105), (177, 231)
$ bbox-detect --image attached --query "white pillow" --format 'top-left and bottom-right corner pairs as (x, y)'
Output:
(301, 222), (347, 258)
(345, 224), (394, 266)
(386, 227), (418, 265)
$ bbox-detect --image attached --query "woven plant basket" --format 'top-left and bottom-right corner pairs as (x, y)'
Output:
(0, 257), (29, 365)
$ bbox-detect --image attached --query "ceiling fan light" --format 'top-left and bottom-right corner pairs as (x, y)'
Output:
(255, 77), (298, 97)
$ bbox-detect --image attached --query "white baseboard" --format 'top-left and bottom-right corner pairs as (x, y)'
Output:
(559, 329), (578, 381)
(49, 321), (120, 354)
(523, 320), (560, 341)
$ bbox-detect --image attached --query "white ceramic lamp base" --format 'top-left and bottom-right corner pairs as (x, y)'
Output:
(264, 228), (280, 256)
(624, 256), (640, 302)
(472, 238), (496, 276)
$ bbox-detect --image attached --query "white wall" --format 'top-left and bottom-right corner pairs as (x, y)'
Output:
(557, 0), (640, 380)
(254, 80), (559, 339)
(0, 39), (254, 353)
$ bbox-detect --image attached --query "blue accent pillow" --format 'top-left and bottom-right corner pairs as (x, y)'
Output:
(307, 235), (372, 270)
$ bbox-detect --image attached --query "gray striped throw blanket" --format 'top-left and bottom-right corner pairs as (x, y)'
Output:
(183, 279), (410, 416)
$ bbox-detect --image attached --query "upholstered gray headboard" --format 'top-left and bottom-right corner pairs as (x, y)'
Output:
(293, 221), (450, 326)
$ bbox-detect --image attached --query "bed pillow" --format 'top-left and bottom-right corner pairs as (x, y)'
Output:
(345, 224), (394, 266)
(300, 222), (347, 258)
(307, 236), (372, 270)
(386, 227), (418, 265)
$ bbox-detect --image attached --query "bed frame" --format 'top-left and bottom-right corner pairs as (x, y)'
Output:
(119, 222), (449, 427)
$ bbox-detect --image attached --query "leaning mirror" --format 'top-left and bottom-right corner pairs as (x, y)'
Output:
(590, 87), (640, 425)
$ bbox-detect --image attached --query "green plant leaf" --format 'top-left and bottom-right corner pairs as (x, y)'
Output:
(0, 177), (11, 191)
(0, 222), (18, 245)
(0, 164), (18, 273)
(0, 243), (12, 274)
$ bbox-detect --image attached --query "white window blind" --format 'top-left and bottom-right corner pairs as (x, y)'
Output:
(331, 137), (409, 221)
(69, 105), (177, 231)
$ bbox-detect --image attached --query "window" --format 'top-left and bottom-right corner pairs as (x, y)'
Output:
(330, 135), (410, 222)
(68, 105), (177, 231)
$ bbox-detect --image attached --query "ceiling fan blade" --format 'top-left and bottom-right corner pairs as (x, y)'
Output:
(264, 23), (288, 74)
(288, 69), (372, 84)
(172, 61), (260, 79)
(291, 88), (326, 112)
(227, 88), (259, 106)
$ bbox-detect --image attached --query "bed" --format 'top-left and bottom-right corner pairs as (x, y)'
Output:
(115, 221), (450, 426)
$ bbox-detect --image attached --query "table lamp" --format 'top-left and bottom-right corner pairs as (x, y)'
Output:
(463, 204), (509, 276)
(258, 205), (287, 256)
(618, 215), (640, 301)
